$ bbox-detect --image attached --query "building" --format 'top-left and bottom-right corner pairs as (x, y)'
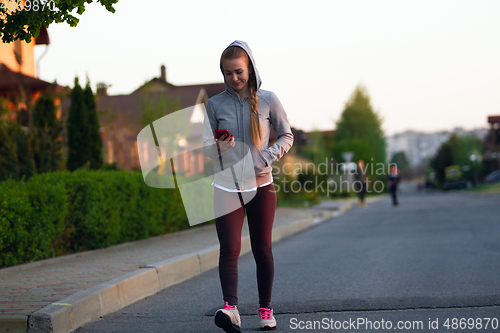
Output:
(77, 66), (226, 171)
(84, 67), (317, 179)
(0, 26), (65, 125)
(0, 25), (50, 78)
(484, 116), (500, 172)
(386, 128), (489, 167)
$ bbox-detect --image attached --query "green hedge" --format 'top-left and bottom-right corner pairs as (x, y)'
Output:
(0, 170), (188, 269)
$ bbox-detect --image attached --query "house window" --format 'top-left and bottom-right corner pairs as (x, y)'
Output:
(142, 142), (149, 164)
(14, 40), (23, 67)
(108, 140), (114, 163)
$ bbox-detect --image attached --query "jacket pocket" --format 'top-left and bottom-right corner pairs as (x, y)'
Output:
(254, 149), (268, 175)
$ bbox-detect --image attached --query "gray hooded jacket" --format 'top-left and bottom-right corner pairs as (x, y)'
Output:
(203, 40), (294, 190)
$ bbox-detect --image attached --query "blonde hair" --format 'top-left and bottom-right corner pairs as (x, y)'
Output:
(220, 46), (263, 149)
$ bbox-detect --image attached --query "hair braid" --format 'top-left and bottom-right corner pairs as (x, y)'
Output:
(248, 71), (263, 149)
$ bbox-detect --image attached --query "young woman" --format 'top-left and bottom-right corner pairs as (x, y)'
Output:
(355, 159), (368, 208)
(203, 40), (293, 332)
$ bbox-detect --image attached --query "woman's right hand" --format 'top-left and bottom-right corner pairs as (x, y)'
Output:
(215, 134), (235, 154)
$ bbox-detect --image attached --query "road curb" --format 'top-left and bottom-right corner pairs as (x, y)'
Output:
(0, 315), (27, 333)
(27, 268), (160, 333)
(18, 203), (354, 333)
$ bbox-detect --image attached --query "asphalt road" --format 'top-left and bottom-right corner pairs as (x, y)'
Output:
(76, 191), (500, 333)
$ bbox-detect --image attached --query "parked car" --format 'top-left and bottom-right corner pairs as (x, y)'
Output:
(444, 179), (467, 190)
(485, 170), (500, 183)
(444, 165), (467, 191)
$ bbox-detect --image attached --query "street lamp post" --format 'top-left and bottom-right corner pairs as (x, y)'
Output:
(470, 154), (478, 186)
(341, 152), (354, 193)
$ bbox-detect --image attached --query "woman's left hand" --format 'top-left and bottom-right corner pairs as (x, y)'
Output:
(215, 134), (235, 154)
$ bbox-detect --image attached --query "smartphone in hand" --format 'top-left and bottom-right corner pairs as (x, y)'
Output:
(214, 129), (230, 140)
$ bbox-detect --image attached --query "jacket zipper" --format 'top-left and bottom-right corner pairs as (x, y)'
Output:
(240, 99), (245, 190)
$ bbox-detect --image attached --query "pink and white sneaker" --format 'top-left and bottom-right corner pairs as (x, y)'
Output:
(257, 307), (276, 331)
(215, 302), (241, 333)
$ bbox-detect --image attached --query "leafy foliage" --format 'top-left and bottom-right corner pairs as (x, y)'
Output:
(333, 85), (386, 178)
(66, 78), (105, 171)
(295, 130), (334, 166)
(83, 81), (104, 169)
(430, 134), (486, 185)
(430, 134), (457, 185)
(390, 151), (409, 170)
(66, 78), (88, 170)
(0, 95), (36, 181)
(0, 170), (189, 269)
(0, 0), (118, 43)
(32, 91), (65, 173)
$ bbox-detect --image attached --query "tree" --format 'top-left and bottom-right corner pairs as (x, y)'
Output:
(0, 92), (36, 181)
(430, 134), (458, 185)
(66, 77), (88, 171)
(32, 91), (65, 173)
(333, 85), (386, 177)
(0, 99), (22, 181)
(431, 134), (486, 186)
(455, 135), (486, 184)
(454, 135), (484, 167)
(83, 81), (104, 169)
(1, 0), (118, 43)
(390, 151), (409, 170)
(295, 130), (334, 165)
(33, 91), (57, 130)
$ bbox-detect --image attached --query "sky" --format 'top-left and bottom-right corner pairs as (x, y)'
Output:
(34, 0), (500, 136)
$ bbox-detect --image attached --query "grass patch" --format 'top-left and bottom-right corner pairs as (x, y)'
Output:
(277, 194), (321, 208)
(276, 191), (384, 208)
(469, 182), (500, 193)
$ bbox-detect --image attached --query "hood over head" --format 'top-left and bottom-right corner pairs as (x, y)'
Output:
(220, 40), (262, 96)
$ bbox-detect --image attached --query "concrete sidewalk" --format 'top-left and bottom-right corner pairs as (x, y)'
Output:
(0, 197), (380, 333)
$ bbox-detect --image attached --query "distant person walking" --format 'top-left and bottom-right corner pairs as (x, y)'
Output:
(354, 159), (368, 207)
(388, 165), (401, 206)
(425, 178), (435, 193)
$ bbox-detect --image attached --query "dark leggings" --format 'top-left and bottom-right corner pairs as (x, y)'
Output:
(357, 183), (366, 202)
(214, 183), (277, 308)
(390, 186), (398, 205)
